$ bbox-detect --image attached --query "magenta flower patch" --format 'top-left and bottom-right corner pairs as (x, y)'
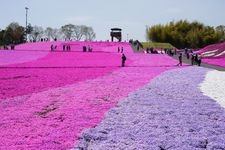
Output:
(0, 41), (181, 149)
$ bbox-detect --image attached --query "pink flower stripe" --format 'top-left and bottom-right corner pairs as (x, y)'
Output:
(0, 51), (49, 66)
(15, 41), (132, 53)
(195, 42), (225, 67)
(203, 58), (225, 68)
(195, 42), (225, 58)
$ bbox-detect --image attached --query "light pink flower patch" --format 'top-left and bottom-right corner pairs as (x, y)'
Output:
(0, 51), (49, 65)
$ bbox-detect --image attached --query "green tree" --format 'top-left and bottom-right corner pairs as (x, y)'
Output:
(82, 26), (96, 41)
(3, 22), (25, 45)
(146, 20), (224, 49)
(215, 25), (225, 42)
(0, 29), (5, 45)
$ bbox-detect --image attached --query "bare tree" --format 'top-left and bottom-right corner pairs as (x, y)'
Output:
(52, 28), (63, 40)
(59, 24), (96, 41)
(61, 24), (75, 40)
(45, 27), (53, 40)
(83, 26), (96, 41)
(29, 25), (44, 42)
(73, 25), (84, 40)
(73, 25), (96, 41)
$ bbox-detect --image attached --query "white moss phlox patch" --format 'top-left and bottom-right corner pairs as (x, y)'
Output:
(200, 70), (225, 108)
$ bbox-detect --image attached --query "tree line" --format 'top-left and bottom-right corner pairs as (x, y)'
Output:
(146, 20), (225, 49)
(0, 22), (96, 46)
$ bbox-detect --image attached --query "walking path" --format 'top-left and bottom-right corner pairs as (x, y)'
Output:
(171, 55), (225, 71)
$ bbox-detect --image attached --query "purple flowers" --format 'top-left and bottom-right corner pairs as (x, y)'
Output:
(75, 67), (225, 149)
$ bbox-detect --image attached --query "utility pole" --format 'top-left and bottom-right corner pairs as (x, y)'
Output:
(25, 7), (29, 42)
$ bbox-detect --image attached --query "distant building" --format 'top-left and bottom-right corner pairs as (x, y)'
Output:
(110, 28), (122, 42)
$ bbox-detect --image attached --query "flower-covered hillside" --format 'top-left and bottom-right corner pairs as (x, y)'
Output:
(75, 67), (225, 150)
(0, 42), (134, 99)
(0, 41), (181, 149)
(195, 42), (225, 67)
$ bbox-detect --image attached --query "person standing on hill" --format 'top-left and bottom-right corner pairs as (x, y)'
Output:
(191, 53), (194, 65)
(197, 55), (202, 66)
(121, 53), (127, 67)
(194, 54), (198, 65)
(177, 53), (182, 66)
(51, 44), (54, 51)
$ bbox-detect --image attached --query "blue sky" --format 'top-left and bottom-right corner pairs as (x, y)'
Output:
(1, 0), (225, 41)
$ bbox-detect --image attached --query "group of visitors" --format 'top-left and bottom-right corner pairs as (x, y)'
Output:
(175, 49), (202, 67)
(116, 46), (127, 67)
(40, 38), (49, 42)
(191, 53), (202, 66)
(183, 48), (202, 66)
(118, 47), (124, 53)
(144, 48), (179, 55)
(50, 44), (95, 52)
(145, 47), (159, 54)
(50, 44), (72, 52)
(30, 37), (57, 43)
(165, 49), (177, 56)
(50, 45), (57, 51)
(63, 45), (71, 52)
(1, 45), (15, 50)
(118, 47), (127, 67)
(83, 45), (93, 52)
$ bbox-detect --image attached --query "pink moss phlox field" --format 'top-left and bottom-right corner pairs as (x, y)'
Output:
(15, 41), (133, 53)
(203, 58), (225, 68)
(195, 42), (225, 58)
(0, 41), (181, 149)
(0, 52), (124, 99)
(195, 42), (225, 67)
(0, 51), (49, 66)
(15, 42), (59, 51)
(0, 42), (133, 99)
